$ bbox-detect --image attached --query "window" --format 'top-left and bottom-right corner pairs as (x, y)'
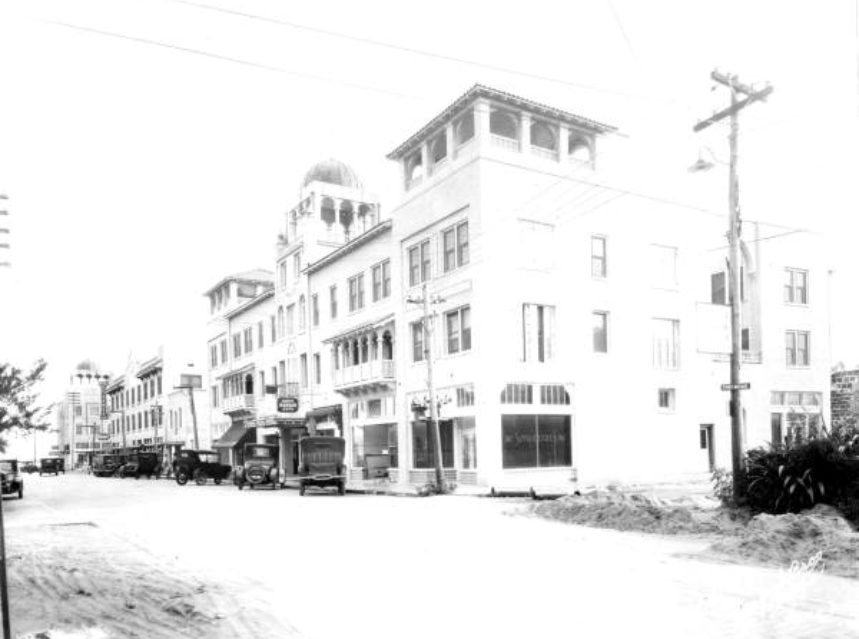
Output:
(257, 321), (264, 349)
(502, 414), (571, 468)
(270, 316), (276, 342)
(711, 272), (727, 305)
(651, 245), (677, 289)
(501, 383), (533, 404)
(367, 399), (382, 417)
(771, 413), (784, 447)
(233, 333), (242, 358)
(785, 330), (810, 367)
(408, 240), (431, 286)
(314, 353), (321, 385)
(785, 268), (808, 304)
(540, 385), (570, 405)
(312, 294), (319, 326)
(652, 319), (680, 369)
(348, 274), (365, 311)
(591, 235), (606, 278)
(300, 354), (308, 389)
(258, 371), (266, 397)
(593, 311), (608, 353)
(298, 296), (306, 332)
(446, 306), (472, 354)
(443, 222), (469, 272)
(287, 304), (295, 335)
(211, 386), (219, 408)
(456, 385), (475, 407)
(277, 306), (284, 339)
(429, 132), (447, 166)
(523, 304), (555, 362)
(412, 419), (454, 469)
(210, 345), (217, 368)
(292, 251), (302, 282)
(330, 285), (338, 319)
(742, 328), (750, 351)
(658, 388), (675, 411)
(372, 260), (391, 302)
(278, 361), (286, 388)
(278, 260), (287, 289)
(243, 327), (253, 353)
(411, 321), (424, 362)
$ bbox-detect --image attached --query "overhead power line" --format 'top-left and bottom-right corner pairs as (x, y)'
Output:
(162, 0), (687, 106)
(40, 19), (421, 100)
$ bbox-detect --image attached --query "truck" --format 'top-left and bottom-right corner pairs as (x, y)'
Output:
(297, 436), (346, 496)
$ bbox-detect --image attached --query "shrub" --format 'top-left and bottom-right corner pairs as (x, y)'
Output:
(711, 467), (734, 507)
(741, 437), (859, 525)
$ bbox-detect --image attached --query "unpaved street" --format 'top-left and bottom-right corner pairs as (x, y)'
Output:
(5, 473), (859, 638)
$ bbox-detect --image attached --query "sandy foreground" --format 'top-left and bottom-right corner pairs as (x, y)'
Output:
(4, 473), (859, 639)
(8, 519), (299, 638)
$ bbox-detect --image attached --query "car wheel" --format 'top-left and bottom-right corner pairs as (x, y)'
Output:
(193, 469), (208, 486)
(338, 481), (346, 496)
(17, 486), (23, 500)
(237, 480), (244, 490)
(175, 469), (189, 486)
(214, 477), (222, 485)
(299, 484), (306, 496)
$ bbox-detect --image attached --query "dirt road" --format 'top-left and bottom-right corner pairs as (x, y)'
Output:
(4, 473), (859, 638)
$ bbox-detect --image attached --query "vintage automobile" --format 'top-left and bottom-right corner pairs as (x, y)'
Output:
(39, 457), (63, 476)
(93, 453), (125, 477)
(298, 436), (346, 496)
(21, 461), (38, 474)
(1, 460), (23, 499)
(172, 449), (231, 486)
(118, 452), (161, 479)
(236, 443), (280, 491)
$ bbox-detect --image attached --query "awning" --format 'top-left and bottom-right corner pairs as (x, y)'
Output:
(212, 423), (256, 449)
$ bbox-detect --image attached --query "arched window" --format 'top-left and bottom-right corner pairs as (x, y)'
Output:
(382, 331), (393, 360)
(430, 133), (447, 165)
(298, 295), (306, 331)
(454, 110), (475, 146)
(277, 306), (284, 338)
(339, 201), (354, 239)
(358, 204), (372, 232)
(530, 121), (557, 150)
(406, 152), (423, 184)
(490, 109), (518, 139)
(321, 197), (336, 226)
(568, 136), (592, 162)
(244, 374), (254, 395)
(361, 337), (369, 363)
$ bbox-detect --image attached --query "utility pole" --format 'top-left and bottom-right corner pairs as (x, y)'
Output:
(694, 70), (772, 500)
(407, 283), (446, 492)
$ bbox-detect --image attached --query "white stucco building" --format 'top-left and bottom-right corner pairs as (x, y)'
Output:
(54, 360), (110, 469)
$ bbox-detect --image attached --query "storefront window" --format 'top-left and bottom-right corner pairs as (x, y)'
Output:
(412, 420), (454, 468)
(352, 424), (397, 468)
(502, 414), (571, 469)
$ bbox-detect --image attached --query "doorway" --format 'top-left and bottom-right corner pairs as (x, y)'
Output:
(699, 424), (715, 471)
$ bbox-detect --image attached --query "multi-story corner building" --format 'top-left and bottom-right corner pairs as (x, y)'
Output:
(55, 360), (110, 468)
(204, 268), (274, 453)
(381, 84), (830, 489)
(105, 348), (208, 467)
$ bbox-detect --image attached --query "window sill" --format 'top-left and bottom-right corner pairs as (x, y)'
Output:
(784, 302), (810, 308)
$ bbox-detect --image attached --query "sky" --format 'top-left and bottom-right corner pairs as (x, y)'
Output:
(1, 0), (858, 434)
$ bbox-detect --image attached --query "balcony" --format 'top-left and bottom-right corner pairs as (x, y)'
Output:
(222, 394), (256, 415)
(333, 359), (395, 395)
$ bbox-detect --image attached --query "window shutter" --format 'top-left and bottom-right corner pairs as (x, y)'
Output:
(522, 304), (536, 362)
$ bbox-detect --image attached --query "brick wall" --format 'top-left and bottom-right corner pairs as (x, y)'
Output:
(831, 370), (859, 431)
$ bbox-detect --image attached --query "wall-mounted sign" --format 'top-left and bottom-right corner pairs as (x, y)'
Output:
(277, 397), (299, 413)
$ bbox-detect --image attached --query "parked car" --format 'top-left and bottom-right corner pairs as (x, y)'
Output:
(39, 458), (63, 476)
(118, 452), (161, 479)
(21, 461), (38, 474)
(172, 450), (231, 486)
(1, 460), (23, 499)
(93, 453), (124, 477)
(298, 436), (346, 496)
(236, 443), (280, 490)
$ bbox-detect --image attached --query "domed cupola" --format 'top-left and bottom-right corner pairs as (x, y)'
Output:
(302, 158), (362, 190)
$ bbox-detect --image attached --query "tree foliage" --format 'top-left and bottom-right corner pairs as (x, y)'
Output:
(0, 360), (48, 442)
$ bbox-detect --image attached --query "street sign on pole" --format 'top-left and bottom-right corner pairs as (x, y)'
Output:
(721, 382), (750, 391)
